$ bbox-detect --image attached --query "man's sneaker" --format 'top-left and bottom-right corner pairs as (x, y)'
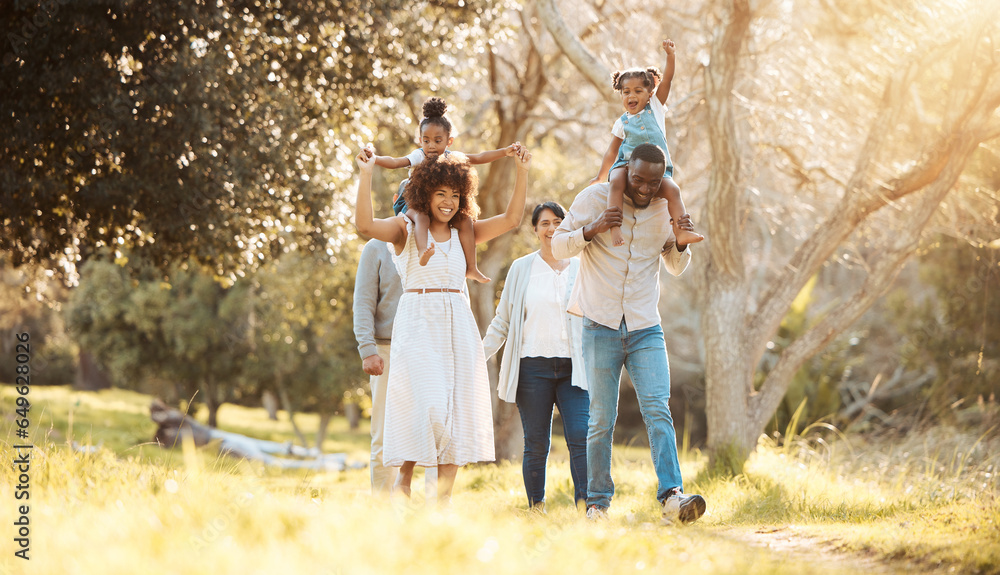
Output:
(586, 504), (609, 521)
(661, 489), (706, 525)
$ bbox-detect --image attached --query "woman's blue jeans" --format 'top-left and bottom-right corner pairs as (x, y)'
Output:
(515, 356), (590, 507)
(583, 318), (683, 509)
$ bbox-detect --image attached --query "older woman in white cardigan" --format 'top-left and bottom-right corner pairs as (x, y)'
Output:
(483, 202), (589, 511)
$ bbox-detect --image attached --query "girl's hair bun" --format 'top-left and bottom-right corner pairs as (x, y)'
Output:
(422, 97), (448, 118)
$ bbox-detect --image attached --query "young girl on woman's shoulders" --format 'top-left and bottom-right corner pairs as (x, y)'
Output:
(366, 97), (521, 282)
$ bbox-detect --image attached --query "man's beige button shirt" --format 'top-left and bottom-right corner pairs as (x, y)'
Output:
(551, 183), (691, 330)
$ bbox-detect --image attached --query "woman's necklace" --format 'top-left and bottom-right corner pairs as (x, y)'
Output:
(540, 252), (568, 274)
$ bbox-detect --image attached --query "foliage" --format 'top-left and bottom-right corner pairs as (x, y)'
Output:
(63, 241), (364, 430)
(890, 236), (1000, 422)
(244, 245), (363, 418)
(65, 253), (252, 425)
(0, 257), (77, 387)
(1, 0), (502, 277)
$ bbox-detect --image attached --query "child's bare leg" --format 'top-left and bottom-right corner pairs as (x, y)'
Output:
(457, 216), (489, 283)
(393, 461), (416, 498)
(608, 167), (628, 246)
(661, 177), (704, 245)
(412, 211), (436, 266)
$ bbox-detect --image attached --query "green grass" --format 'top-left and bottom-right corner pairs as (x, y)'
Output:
(1, 385), (998, 574)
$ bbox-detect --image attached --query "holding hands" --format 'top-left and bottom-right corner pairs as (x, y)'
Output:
(514, 144), (532, 173)
(356, 145), (376, 173)
(358, 142), (531, 172)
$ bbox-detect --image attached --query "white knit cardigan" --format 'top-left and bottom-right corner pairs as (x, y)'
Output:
(482, 252), (588, 403)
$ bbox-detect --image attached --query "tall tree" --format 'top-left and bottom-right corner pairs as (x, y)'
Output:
(1, 0), (499, 276)
(537, 0), (1000, 470)
(3, 0), (499, 390)
(246, 245), (361, 449)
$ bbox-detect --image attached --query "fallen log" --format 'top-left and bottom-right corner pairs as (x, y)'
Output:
(150, 399), (363, 472)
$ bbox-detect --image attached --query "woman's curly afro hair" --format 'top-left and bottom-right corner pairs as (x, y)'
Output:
(403, 152), (480, 224)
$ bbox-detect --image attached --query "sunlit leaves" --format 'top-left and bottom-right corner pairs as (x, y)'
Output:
(1, 0), (499, 279)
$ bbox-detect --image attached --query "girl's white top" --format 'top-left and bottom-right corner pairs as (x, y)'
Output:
(520, 255), (571, 358)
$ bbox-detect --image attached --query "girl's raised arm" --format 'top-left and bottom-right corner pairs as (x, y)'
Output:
(354, 149), (406, 248)
(656, 39), (676, 105)
(473, 147), (532, 244)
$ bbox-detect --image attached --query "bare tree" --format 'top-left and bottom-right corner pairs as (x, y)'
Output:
(537, 0), (1000, 470)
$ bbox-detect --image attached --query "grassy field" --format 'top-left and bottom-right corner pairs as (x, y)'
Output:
(1, 386), (998, 575)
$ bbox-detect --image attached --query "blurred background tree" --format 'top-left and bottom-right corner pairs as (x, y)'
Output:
(1, 0), (501, 275)
(65, 255), (252, 427)
(244, 246), (361, 449)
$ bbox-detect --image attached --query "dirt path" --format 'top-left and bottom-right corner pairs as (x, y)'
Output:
(719, 525), (916, 575)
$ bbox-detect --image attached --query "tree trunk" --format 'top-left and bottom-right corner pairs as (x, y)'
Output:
(275, 371), (310, 449)
(702, 285), (757, 472)
(73, 350), (112, 391)
(204, 386), (220, 428)
(345, 402), (360, 431)
(315, 411), (332, 453)
(262, 389), (279, 421)
(701, 0), (753, 470)
(469, 30), (548, 461)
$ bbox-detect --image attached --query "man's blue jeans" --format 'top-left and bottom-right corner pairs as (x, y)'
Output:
(515, 357), (590, 507)
(583, 318), (683, 509)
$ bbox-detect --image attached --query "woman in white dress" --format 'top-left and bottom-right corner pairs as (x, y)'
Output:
(354, 145), (532, 502)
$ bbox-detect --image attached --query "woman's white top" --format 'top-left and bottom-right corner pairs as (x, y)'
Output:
(482, 252), (587, 403)
(520, 255), (572, 358)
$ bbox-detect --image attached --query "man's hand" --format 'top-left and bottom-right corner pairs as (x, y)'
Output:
(583, 206), (623, 241)
(362, 354), (384, 376)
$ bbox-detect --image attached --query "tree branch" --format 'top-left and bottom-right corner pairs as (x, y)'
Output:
(759, 142), (848, 187)
(748, 134), (978, 430)
(749, 40), (1000, 363)
(703, 0), (752, 284)
(535, 0), (612, 97)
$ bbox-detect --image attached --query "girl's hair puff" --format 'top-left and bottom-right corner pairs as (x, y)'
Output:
(404, 152), (480, 224)
(419, 97), (453, 136)
(611, 66), (662, 92)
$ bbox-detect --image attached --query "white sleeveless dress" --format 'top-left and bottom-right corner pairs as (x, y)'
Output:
(382, 219), (495, 467)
